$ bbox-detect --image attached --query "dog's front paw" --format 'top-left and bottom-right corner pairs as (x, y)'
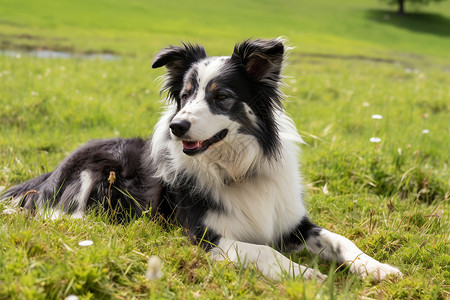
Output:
(351, 254), (402, 281)
(300, 267), (328, 283)
(368, 262), (402, 281)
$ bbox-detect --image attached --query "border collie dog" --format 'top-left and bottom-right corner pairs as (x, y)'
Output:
(1, 39), (401, 281)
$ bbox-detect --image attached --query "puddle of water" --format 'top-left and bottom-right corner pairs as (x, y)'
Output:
(0, 49), (118, 60)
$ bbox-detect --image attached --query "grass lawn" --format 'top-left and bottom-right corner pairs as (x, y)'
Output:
(0, 0), (449, 299)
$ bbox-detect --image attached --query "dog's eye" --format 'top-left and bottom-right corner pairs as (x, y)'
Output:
(215, 94), (227, 101)
(180, 93), (188, 101)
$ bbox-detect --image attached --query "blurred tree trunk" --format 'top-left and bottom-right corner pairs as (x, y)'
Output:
(397, 0), (405, 15)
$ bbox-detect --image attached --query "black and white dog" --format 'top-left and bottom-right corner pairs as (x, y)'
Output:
(1, 39), (401, 281)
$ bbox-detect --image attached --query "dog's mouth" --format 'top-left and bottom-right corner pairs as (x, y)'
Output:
(182, 129), (228, 156)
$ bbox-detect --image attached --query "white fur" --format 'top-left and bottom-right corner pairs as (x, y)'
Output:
(203, 112), (306, 244)
(211, 237), (326, 281)
(34, 171), (94, 219)
(196, 57), (228, 85)
(71, 171), (94, 219)
(172, 100), (231, 143)
(172, 57), (231, 142)
(40, 208), (63, 220)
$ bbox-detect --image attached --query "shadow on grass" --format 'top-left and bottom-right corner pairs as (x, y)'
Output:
(366, 9), (450, 37)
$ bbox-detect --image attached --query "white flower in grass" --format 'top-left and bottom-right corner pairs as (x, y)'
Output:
(146, 255), (163, 280)
(370, 137), (381, 143)
(371, 114), (383, 120)
(322, 183), (329, 195)
(65, 295), (79, 300)
(422, 129), (429, 134)
(78, 240), (94, 247)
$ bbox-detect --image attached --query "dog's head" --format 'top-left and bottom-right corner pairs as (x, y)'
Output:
(152, 39), (285, 158)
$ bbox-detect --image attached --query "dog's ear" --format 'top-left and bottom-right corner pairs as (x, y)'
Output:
(152, 43), (207, 100)
(231, 39), (284, 83)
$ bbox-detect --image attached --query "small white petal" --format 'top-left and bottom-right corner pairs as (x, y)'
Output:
(322, 183), (329, 195)
(65, 295), (79, 300)
(371, 114), (383, 119)
(422, 129), (429, 134)
(370, 137), (381, 143)
(78, 240), (94, 247)
(146, 255), (163, 280)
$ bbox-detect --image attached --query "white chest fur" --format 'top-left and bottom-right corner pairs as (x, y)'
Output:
(203, 154), (307, 245)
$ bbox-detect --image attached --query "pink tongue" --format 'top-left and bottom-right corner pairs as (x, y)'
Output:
(182, 141), (202, 150)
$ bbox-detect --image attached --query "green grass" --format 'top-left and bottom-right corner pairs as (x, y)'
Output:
(1, 0), (450, 59)
(0, 0), (449, 299)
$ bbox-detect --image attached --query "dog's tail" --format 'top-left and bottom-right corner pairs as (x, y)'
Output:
(1, 172), (54, 210)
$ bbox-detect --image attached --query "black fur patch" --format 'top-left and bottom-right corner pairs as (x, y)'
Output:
(279, 217), (323, 251)
(160, 175), (222, 250)
(152, 43), (207, 103)
(201, 62), (282, 158)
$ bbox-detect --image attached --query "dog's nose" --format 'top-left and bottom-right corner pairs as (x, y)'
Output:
(169, 120), (191, 137)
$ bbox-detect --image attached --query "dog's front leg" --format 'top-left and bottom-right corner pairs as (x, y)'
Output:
(304, 227), (402, 281)
(210, 237), (327, 282)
